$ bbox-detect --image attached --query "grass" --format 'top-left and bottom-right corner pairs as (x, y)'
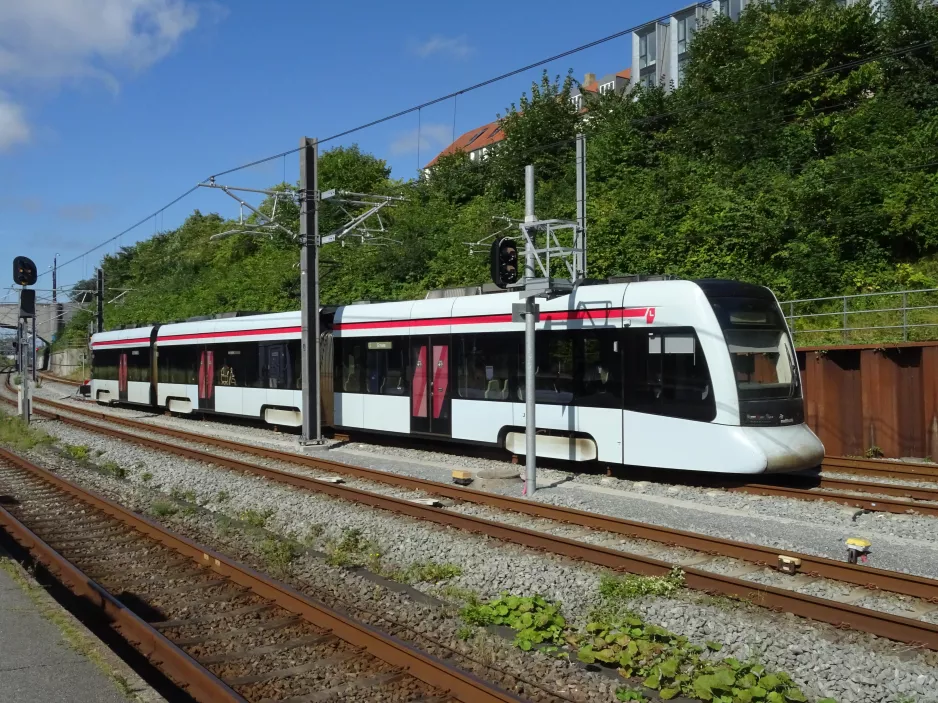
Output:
(139, 472), (152, 482)
(0, 410), (55, 452)
(216, 490), (230, 503)
(238, 508), (274, 528)
(0, 557), (140, 700)
(598, 568), (685, 602)
(150, 501), (178, 517)
(391, 560), (463, 584)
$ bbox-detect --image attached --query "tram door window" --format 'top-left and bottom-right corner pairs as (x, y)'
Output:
(622, 327), (715, 421)
(334, 338), (364, 393)
(576, 330), (622, 408)
(261, 343), (289, 389)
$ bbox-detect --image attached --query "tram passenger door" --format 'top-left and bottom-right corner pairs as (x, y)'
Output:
(198, 349), (215, 410)
(118, 352), (128, 402)
(410, 337), (451, 436)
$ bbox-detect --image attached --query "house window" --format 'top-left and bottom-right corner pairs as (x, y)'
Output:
(639, 30), (656, 69)
(642, 73), (656, 89)
(678, 58), (688, 84)
(677, 17), (687, 53)
(571, 94), (582, 109)
(600, 82), (615, 95)
(720, 0), (732, 17)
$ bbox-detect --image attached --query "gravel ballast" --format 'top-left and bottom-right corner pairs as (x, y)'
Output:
(4, 405), (938, 703)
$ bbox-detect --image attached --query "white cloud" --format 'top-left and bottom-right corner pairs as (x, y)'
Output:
(390, 123), (453, 157)
(0, 1), (204, 151)
(0, 0), (201, 88)
(0, 95), (30, 150)
(411, 35), (473, 60)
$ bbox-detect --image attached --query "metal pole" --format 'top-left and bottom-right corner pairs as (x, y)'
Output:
(96, 268), (104, 333)
(31, 315), (36, 382)
(300, 136), (323, 446)
(842, 296), (847, 343)
(524, 165), (537, 496)
(574, 133), (586, 280)
(18, 312), (29, 424)
(903, 292), (908, 342)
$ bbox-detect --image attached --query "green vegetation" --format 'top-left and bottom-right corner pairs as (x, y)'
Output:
(599, 569), (685, 602)
(0, 410), (54, 452)
(63, 444), (90, 461)
(100, 460), (127, 479)
(258, 537), (300, 576)
(215, 490), (230, 503)
(460, 593), (567, 651)
(453, 583), (830, 703)
(323, 527), (381, 568)
(56, 1), (938, 351)
(238, 507), (274, 528)
(170, 487), (197, 504)
(150, 501), (178, 517)
(140, 472), (153, 482)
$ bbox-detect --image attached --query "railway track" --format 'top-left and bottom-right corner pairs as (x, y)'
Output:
(0, 444), (521, 703)
(7, 378), (938, 652)
(39, 371), (82, 386)
(23, 377), (938, 516)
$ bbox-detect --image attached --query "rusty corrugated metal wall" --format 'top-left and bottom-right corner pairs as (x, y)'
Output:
(799, 342), (938, 459)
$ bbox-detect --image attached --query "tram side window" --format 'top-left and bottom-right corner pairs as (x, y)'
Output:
(364, 339), (408, 395)
(335, 338), (364, 393)
(92, 349), (118, 380)
(127, 348), (150, 382)
(214, 345), (254, 388)
(288, 340), (302, 389)
(622, 327), (715, 421)
(517, 331), (575, 405)
(455, 333), (520, 401)
(158, 345), (199, 385)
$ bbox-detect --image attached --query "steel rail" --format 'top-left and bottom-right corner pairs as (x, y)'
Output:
(0, 455), (248, 702)
(13, 389), (938, 602)
(723, 481), (938, 516)
(0, 444), (523, 703)
(10, 393), (938, 650)
(823, 455), (938, 482)
(38, 372), (82, 386)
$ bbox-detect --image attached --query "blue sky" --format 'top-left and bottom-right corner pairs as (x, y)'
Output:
(0, 0), (679, 297)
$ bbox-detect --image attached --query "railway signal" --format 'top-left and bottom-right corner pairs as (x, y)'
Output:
(13, 256), (37, 286)
(490, 237), (519, 289)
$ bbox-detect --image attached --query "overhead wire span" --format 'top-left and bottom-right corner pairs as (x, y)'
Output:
(37, 185), (201, 280)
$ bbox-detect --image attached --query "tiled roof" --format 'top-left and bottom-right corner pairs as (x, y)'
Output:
(426, 67), (631, 168)
(425, 120), (506, 167)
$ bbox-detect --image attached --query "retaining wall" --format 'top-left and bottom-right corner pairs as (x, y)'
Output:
(798, 342), (938, 460)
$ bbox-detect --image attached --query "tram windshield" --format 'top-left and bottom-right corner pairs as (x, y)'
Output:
(709, 297), (800, 401)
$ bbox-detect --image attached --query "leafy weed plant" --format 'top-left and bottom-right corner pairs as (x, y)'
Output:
(64, 444), (90, 461)
(575, 613), (823, 702)
(460, 593), (566, 651)
(259, 538), (299, 576)
(324, 528), (380, 567)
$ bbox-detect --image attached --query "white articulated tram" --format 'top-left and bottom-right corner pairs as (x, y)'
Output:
(89, 278), (825, 474)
